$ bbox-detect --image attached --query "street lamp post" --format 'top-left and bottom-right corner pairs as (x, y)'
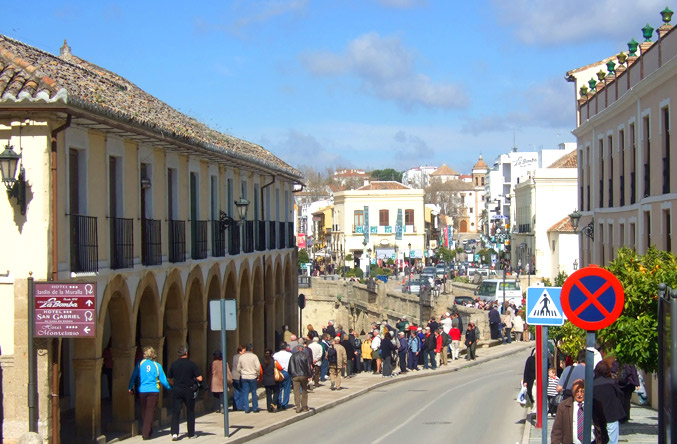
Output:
(367, 248), (372, 278)
(408, 242), (412, 293)
(394, 244), (399, 279)
(573, 259), (578, 271)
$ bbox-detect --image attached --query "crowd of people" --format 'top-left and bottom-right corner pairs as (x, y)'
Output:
(522, 344), (641, 444)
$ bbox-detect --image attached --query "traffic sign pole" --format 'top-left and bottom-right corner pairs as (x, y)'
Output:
(535, 326), (542, 429)
(541, 326), (549, 443)
(584, 331), (596, 444)
(220, 299), (229, 438)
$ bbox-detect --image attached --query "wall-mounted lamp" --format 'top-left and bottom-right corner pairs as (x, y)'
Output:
(0, 144), (26, 215)
(573, 259), (578, 271)
(219, 197), (250, 232)
(568, 210), (594, 240)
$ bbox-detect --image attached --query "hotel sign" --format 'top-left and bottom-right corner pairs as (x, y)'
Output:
(34, 282), (97, 338)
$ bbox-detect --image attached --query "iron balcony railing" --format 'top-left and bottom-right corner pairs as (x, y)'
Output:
(278, 221), (286, 249)
(168, 220), (186, 263)
(287, 222), (295, 248)
(142, 219), (162, 266)
(211, 220), (226, 257)
(243, 221), (254, 253)
(228, 224), (241, 255)
(191, 220), (208, 260)
(256, 220), (266, 251)
(268, 221), (277, 250)
(110, 217), (133, 269)
(71, 214), (98, 273)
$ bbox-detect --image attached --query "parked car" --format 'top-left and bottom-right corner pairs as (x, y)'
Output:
(404, 278), (425, 294)
(421, 267), (436, 285)
(435, 265), (447, 280)
(454, 296), (474, 306)
(474, 278), (522, 303)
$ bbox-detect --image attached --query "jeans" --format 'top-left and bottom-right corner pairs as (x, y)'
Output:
(407, 350), (418, 370)
(277, 371), (291, 407)
(240, 378), (259, 412)
(398, 351), (407, 372)
(232, 379), (243, 410)
(607, 421), (620, 444)
(424, 349), (436, 369)
(505, 327), (512, 343)
(320, 359), (328, 381)
(355, 351), (362, 372)
(264, 384), (280, 411)
(382, 355), (393, 376)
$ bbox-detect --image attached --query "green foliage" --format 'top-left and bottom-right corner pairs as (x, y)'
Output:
(370, 168), (403, 182)
(542, 278), (553, 287)
(453, 276), (470, 283)
(345, 253), (353, 262)
(599, 246), (677, 373)
(345, 267), (364, 278)
(298, 249), (309, 266)
(548, 321), (586, 359)
(478, 248), (495, 265)
(554, 271), (569, 287)
(437, 246), (455, 263)
(373, 267), (393, 276)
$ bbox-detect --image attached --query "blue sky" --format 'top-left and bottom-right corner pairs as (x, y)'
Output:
(2, 0), (669, 174)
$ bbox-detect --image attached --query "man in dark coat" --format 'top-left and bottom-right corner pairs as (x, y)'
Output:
(288, 345), (313, 413)
(489, 304), (502, 340)
(379, 332), (396, 377)
(552, 379), (609, 444)
(340, 333), (355, 378)
(423, 327), (437, 369)
(397, 332), (408, 373)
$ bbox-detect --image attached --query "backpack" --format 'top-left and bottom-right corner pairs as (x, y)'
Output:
(327, 345), (338, 364)
(442, 332), (452, 347)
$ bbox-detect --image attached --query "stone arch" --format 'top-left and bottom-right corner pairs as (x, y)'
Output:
(252, 261), (265, 354)
(160, 269), (185, 382)
(460, 219), (468, 233)
(98, 275), (135, 435)
(273, 258), (285, 336)
(284, 255), (297, 336)
(222, 264), (239, 361)
(237, 262), (253, 347)
(264, 256), (276, 350)
(186, 265), (207, 376)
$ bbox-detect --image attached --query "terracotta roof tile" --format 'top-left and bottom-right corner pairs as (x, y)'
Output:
(473, 155), (489, 170)
(548, 150), (578, 168)
(431, 163), (459, 176)
(0, 34), (300, 178)
(356, 181), (410, 191)
(547, 216), (576, 233)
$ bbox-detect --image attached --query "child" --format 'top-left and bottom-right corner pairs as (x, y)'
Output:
(547, 367), (560, 416)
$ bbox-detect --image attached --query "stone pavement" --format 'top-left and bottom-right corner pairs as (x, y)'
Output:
(112, 340), (533, 443)
(522, 399), (658, 444)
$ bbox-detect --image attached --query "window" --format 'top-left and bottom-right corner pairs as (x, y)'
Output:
(663, 107), (670, 194)
(140, 163), (152, 219)
(608, 135), (613, 207)
(210, 176), (218, 220)
(599, 138), (604, 207)
(643, 116), (651, 197)
(405, 209), (414, 225)
(620, 129), (625, 206)
(379, 209), (389, 226)
(629, 222), (636, 251)
(665, 210), (672, 252)
(190, 172), (199, 222)
(109, 156), (122, 218)
(254, 184), (260, 221)
(354, 210), (364, 229)
(69, 148), (81, 214)
(619, 223), (625, 248)
(644, 211), (651, 251)
(167, 168), (177, 220)
(630, 123), (637, 204)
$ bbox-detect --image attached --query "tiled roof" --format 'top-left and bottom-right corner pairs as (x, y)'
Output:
(356, 181), (410, 191)
(547, 216), (576, 233)
(473, 155), (489, 170)
(0, 35), (300, 178)
(548, 150), (578, 168)
(431, 163), (459, 176)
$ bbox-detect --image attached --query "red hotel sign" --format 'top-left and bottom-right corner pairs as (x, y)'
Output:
(34, 283), (96, 338)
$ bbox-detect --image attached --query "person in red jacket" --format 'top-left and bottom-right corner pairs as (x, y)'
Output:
(435, 330), (443, 368)
(449, 324), (462, 360)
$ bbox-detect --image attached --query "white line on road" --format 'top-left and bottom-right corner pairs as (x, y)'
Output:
(372, 369), (514, 444)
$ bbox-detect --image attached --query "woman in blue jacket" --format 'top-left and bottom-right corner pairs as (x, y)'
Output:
(128, 346), (172, 440)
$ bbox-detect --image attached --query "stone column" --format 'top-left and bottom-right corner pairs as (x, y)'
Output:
(238, 305), (253, 348)
(73, 357), (103, 443)
(164, 328), (187, 368)
(110, 346), (136, 433)
(187, 321), (207, 375)
(253, 300), (265, 354)
(265, 297), (277, 350)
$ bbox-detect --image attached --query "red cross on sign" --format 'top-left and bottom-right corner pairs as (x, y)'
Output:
(561, 266), (624, 330)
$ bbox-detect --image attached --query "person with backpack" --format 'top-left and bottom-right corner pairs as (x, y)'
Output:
(328, 336), (347, 390)
(128, 346), (172, 441)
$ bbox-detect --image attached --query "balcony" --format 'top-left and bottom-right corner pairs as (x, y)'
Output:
(256, 220), (266, 251)
(268, 221), (277, 250)
(71, 215), (98, 273)
(142, 219), (162, 266)
(168, 220), (186, 263)
(278, 221), (286, 249)
(243, 221), (254, 253)
(191, 220), (208, 260)
(211, 220), (225, 257)
(228, 225), (241, 255)
(110, 217), (133, 269)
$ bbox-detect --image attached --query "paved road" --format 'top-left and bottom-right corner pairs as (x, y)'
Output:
(250, 350), (530, 444)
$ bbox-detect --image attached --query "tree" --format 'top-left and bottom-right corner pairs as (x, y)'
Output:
(437, 246), (455, 263)
(599, 246), (677, 373)
(424, 179), (471, 224)
(370, 168), (403, 182)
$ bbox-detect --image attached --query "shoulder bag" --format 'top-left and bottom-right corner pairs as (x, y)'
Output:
(273, 362), (284, 382)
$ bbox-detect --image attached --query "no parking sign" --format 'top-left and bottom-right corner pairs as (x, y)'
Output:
(561, 266), (624, 330)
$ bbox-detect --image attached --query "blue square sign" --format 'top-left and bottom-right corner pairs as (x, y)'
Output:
(526, 287), (565, 326)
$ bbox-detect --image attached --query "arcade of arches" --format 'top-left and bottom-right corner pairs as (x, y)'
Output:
(62, 252), (297, 442)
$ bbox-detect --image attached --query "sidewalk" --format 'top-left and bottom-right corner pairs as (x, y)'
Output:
(113, 341), (533, 443)
(522, 401), (658, 444)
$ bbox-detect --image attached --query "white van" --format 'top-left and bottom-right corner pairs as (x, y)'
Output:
(474, 279), (522, 304)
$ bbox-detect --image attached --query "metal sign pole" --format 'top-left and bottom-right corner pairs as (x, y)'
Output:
(671, 289), (677, 444)
(583, 331), (596, 444)
(27, 275), (37, 432)
(220, 299), (229, 438)
(535, 326), (542, 429)
(541, 326), (549, 443)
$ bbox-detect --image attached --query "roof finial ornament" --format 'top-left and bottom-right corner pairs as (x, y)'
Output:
(60, 39), (72, 59)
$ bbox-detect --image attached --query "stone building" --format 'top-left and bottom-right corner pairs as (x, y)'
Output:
(0, 36), (301, 442)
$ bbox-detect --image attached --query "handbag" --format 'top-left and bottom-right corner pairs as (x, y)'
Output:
(517, 386), (528, 406)
(273, 365), (284, 382)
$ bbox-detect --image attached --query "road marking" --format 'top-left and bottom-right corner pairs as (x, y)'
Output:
(372, 369), (513, 443)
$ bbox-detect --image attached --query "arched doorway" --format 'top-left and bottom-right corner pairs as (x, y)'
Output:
(237, 267), (253, 350)
(252, 265), (264, 354)
(460, 220), (468, 233)
(186, 273), (206, 377)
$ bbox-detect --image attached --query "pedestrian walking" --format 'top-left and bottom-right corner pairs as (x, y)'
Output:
(209, 350), (230, 413)
(261, 349), (282, 412)
(237, 343), (262, 413)
(288, 344), (313, 412)
(128, 346), (172, 441)
(231, 346), (245, 411)
(167, 345), (203, 441)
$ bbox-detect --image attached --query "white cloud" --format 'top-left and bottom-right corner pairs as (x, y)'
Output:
(264, 130), (352, 170)
(492, 0), (666, 46)
(231, 0), (309, 31)
(301, 32), (469, 110)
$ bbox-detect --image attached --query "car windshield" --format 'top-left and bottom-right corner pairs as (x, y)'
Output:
(500, 281), (520, 291)
(478, 281), (498, 296)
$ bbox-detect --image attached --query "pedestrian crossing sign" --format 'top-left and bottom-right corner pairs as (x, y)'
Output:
(526, 287), (565, 326)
